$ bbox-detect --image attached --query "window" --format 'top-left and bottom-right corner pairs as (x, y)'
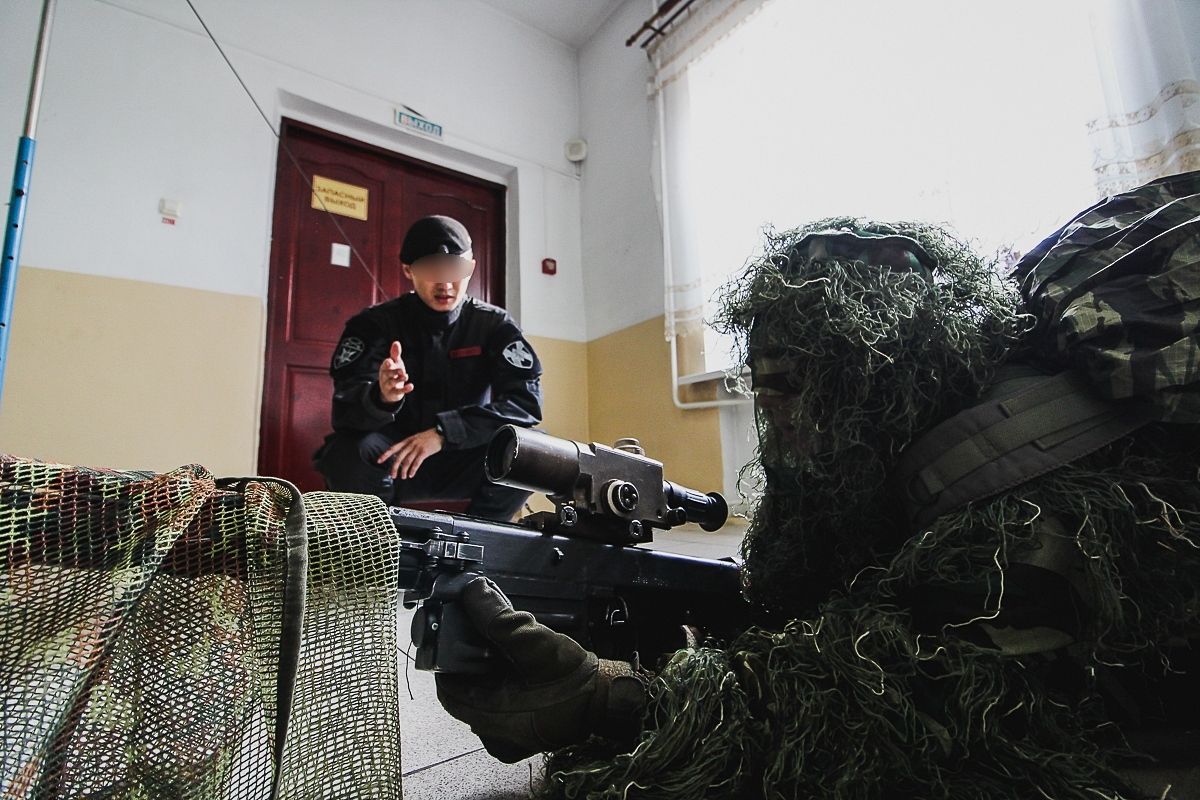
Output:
(665, 0), (1101, 373)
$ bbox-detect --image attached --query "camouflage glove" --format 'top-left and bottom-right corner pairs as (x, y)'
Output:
(434, 577), (649, 763)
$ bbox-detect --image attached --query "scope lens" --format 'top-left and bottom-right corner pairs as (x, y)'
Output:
(484, 426), (519, 482)
(483, 425), (589, 497)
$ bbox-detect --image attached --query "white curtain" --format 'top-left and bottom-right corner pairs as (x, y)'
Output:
(651, 0), (1105, 374)
(653, 0), (1200, 375)
(649, 0), (769, 352)
(1086, 0), (1200, 196)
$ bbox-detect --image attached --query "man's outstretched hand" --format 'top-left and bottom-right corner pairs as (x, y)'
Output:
(378, 340), (414, 403)
(373, 340), (440, 479)
(434, 577), (649, 763)
(377, 427), (444, 480)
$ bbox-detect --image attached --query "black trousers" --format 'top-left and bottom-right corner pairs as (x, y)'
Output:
(314, 431), (530, 522)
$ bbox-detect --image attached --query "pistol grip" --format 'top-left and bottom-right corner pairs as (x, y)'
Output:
(411, 573), (495, 674)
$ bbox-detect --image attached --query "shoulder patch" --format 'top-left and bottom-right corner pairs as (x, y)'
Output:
(332, 336), (365, 369)
(501, 340), (535, 370)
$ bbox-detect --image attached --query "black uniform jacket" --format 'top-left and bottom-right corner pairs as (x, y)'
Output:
(328, 293), (543, 450)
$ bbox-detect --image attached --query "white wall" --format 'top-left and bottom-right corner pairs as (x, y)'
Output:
(0, 0), (587, 341)
(577, 0), (665, 340)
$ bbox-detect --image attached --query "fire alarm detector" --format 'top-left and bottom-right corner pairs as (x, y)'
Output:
(565, 138), (588, 163)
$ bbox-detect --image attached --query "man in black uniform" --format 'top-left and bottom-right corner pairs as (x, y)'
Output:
(314, 215), (541, 521)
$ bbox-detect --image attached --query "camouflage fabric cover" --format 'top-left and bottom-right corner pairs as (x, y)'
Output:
(1011, 169), (1200, 422)
(1, 456), (404, 799)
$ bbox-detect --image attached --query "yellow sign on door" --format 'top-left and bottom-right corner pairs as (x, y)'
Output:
(311, 175), (369, 220)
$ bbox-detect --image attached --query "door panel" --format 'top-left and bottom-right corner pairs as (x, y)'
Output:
(402, 172), (502, 303)
(259, 120), (507, 490)
(289, 163), (386, 347)
(281, 365), (333, 493)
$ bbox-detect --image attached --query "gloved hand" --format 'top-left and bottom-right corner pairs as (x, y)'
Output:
(434, 577), (649, 763)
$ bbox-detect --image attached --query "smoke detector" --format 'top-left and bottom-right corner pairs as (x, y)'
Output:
(565, 138), (588, 163)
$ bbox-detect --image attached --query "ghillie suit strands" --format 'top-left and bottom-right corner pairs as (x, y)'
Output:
(719, 219), (1032, 618)
(540, 176), (1200, 799)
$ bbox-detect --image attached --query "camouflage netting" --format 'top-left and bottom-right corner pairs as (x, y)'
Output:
(540, 182), (1200, 799)
(1, 457), (404, 799)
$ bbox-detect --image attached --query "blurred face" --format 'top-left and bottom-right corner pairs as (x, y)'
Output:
(403, 254), (476, 312)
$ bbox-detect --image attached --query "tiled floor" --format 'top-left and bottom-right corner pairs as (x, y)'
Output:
(397, 520), (748, 800)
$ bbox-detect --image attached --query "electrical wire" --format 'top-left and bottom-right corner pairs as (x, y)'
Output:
(400, 747), (486, 778)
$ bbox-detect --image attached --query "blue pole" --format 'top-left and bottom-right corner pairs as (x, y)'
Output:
(0, 137), (36, 406)
(0, 0), (57, 410)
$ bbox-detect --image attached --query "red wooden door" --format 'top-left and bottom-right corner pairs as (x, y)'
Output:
(258, 120), (506, 490)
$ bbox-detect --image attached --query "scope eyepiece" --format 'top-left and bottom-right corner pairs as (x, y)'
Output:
(663, 481), (729, 532)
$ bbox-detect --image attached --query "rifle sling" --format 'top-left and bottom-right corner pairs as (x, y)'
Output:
(894, 369), (1154, 529)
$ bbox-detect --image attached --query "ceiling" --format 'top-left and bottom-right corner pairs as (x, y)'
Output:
(476, 0), (629, 49)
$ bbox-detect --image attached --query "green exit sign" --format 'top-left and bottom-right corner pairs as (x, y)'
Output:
(395, 109), (443, 139)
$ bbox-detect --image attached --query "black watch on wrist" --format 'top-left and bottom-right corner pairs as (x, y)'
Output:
(434, 420), (446, 439)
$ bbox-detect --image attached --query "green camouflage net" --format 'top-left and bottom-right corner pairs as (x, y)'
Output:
(540, 206), (1200, 799)
(1, 456), (404, 799)
(279, 491), (402, 799)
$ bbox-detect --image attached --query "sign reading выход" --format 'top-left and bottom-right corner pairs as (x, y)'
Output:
(395, 109), (443, 139)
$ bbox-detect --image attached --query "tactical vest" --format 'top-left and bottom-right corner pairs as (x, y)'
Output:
(895, 170), (1200, 527)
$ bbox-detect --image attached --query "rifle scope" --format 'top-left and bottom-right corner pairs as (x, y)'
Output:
(485, 425), (728, 532)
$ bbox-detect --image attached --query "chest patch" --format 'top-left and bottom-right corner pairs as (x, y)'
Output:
(332, 336), (365, 369)
(502, 340), (535, 370)
(450, 346), (483, 359)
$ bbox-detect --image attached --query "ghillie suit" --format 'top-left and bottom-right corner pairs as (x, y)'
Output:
(541, 174), (1200, 799)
